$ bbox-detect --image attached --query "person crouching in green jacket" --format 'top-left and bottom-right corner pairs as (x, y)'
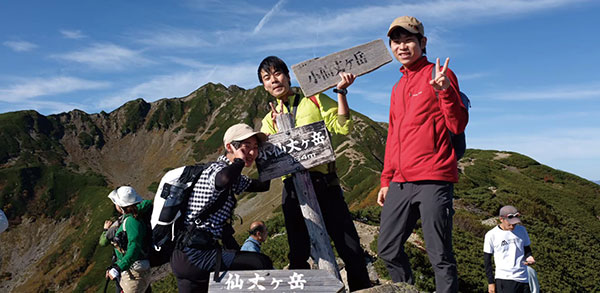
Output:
(100, 186), (152, 293)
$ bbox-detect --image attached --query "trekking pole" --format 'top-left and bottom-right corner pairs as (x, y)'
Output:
(103, 277), (110, 293)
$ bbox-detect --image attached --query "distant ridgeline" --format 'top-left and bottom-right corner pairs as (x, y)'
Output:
(1, 83), (599, 292)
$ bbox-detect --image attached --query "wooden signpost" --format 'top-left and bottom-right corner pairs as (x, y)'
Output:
(291, 39), (393, 97)
(255, 120), (335, 181)
(209, 270), (344, 292)
(270, 114), (341, 280)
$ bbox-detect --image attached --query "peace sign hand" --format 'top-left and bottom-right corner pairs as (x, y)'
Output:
(269, 101), (284, 132)
(429, 57), (451, 91)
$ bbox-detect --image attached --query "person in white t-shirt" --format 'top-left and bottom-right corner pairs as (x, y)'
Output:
(483, 205), (535, 293)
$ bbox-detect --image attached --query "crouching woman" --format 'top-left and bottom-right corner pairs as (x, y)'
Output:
(100, 186), (153, 293)
(171, 123), (273, 292)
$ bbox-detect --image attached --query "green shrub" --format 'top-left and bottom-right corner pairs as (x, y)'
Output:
(78, 132), (94, 148)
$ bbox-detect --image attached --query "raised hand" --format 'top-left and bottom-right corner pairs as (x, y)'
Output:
(429, 57), (451, 91)
(269, 101), (285, 132)
(230, 143), (247, 162)
(336, 72), (356, 90)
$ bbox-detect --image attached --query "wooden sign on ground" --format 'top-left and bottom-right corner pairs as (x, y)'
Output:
(209, 269), (344, 292)
(255, 120), (335, 182)
(291, 39), (393, 97)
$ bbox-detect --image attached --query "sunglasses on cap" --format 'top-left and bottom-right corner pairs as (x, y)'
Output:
(503, 212), (520, 219)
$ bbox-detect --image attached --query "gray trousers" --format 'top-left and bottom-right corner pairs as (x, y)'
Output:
(377, 181), (458, 293)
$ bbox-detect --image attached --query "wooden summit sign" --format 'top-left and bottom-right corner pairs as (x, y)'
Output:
(256, 120), (335, 182)
(291, 39), (393, 97)
(209, 269), (344, 292)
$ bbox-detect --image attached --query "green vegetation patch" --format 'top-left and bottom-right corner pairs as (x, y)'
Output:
(120, 99), (150, 135)
(146, 99), (184, 131)
(0, 111), (65, 165)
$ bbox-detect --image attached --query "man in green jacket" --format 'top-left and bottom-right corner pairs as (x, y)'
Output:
(258, 56), (371, 291)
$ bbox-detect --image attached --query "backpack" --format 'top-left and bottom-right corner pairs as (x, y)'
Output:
(430, 67), (471, 160)
(149, 164), (207, 266)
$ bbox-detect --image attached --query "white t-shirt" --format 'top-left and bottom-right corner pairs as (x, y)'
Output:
(483, 225), (530, 282)
(0, 209), (8, 234)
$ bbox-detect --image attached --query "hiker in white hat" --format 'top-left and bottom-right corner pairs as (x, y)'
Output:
(100, 186), (153, 293)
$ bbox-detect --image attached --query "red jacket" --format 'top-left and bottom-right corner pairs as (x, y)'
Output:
(381, 57), (468, 187)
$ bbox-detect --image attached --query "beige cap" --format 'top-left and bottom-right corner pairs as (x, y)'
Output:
(108, 186), (143, 207)
(223, 123), (267, 147)
(387, 16), (424, 37)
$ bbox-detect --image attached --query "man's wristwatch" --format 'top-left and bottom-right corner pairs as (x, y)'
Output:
(333, 88), (347, 95)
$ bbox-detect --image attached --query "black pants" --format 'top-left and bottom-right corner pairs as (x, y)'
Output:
(171, 249), (273, 293)
(496, 279), (531, 293)
(282, 173), (371, 291)
(377, 181), (457, 293)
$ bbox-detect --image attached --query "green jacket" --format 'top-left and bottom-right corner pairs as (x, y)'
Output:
(261, 93), (352, 175)
(99, 199), (152, 271)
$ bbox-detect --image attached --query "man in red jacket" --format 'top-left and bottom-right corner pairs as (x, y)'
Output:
(376, 16), (468, 293)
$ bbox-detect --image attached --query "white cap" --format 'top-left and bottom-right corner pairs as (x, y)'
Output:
(108, 186), (143, 207)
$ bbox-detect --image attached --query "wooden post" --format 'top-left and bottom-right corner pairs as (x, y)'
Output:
(275, 113), (342, 281)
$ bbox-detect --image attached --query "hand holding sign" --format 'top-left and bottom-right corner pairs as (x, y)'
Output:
(429, 57), (451, 91)
(336, 72), (356, 90)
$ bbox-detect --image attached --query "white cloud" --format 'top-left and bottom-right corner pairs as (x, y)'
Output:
(0, 76), (110, 102)
(164, 56), (213, 69)
(154, 1), (584, 55)
(352, 88), (390, 106)
(185, 0), (268, 15)
(459, 72), (489, 81)
(474, 110), (600, 123)
(253, 0), (286, 35)
(60, 29), (86, 39)
(97, 62), (259, 109)
(240, 0), (584, 50)
(134, 28), (210, 49)
(3, 40), (38, 52)
(53, 43), (153, 70)
(486, 84), (600, 100)
(252, 37), (346, 53)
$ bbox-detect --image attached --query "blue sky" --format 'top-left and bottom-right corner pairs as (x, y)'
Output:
(1, 0), (599, 181)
